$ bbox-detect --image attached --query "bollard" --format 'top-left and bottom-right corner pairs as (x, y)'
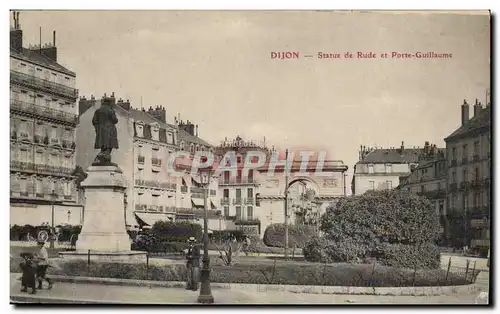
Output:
(444, 257), (452, 284)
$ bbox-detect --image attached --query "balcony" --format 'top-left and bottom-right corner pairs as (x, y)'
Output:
(233, 198), (242, 205)
(245, 197), (254, 205)
(234, 218), (260, 225)
(10, 70), (78, 100)
(10, 99), (78, 126)
(460, 181), (471, 190)
(448, 183), (458, 191)
(134, 203), (164, 212)
(134, 179), (176, 190)
(461, 157), (468, 165)
(221, 197), (230, 205)
(10, 161), (74, 177)
(219, 178), (257, 185)
(151, 158), (162, 172)
(450, 160), (457, 167)
(137, 155), (145, 164)
(61, 140), (75, 150)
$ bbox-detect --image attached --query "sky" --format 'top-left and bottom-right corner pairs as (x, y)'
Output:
(14, 10), (491, 183)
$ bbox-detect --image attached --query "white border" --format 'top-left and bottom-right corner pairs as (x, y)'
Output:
(2, 1), (497, 313)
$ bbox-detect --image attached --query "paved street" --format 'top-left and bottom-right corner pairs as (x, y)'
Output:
(10, 273), (485, 304)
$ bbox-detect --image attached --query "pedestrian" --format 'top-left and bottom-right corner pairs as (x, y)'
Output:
(34, 241), (53, 290)
(185, 237), (200, 291)
(19, 252), (37, 294)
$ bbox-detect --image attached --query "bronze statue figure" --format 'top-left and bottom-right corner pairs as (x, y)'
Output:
(92, 96), (119, 166)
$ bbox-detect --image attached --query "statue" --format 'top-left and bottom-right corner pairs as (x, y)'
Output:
(92, 96), (119, 166)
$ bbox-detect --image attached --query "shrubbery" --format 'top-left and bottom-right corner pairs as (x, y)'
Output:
(8, 258), (477, 287)
(151, 221), (202, 243)
(263, 223), (315, 248)
(305, 190), (441, 268)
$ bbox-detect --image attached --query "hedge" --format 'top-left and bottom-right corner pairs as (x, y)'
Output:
(375, 243), (441, 269)
(263, 223), (315, 248)
(8, 259), (478, 287)
(151, 221), (202, 242)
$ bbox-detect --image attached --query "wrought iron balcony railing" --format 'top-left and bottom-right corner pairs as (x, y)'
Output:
(10, 70), (79, 99)
(221, 197), (230, 205)
(10, 99), (78, 125)
(151, 158), (162, 167)
(134, 179), (176, 190)
(137, 155), (145, 164)
(10, 161), (74, 177)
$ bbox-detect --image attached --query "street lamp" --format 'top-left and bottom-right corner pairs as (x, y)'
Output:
(197, 167), (214, 304)
(50, 189), (56, 249)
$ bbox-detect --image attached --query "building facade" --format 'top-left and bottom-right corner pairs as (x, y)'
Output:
(398, 143), (447, 241)
(10, 12), (82, 227)
(76, 94), (221, 231)
(444, 99), (491, 250)
(352, 142), (426, 195)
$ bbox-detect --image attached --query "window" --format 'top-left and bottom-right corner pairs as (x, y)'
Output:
(452, 147), (457, 159)
(421, 185), (425, 193)
(247, 188), (253, 198)
(474, 141), (480, 156)
(179, 141), (184, 150)
(35, 151), (43, 164)
(223, 206), (229, 217)
(385, 164), (392, 173)
(247, 206), (254, 220)
(237, 156), (242, 163)
(223, 171), (230, 184)
(475, 168), (480, 181)
(237, 170), (242, 183)
(236, 206), (242, 219)
(452, 171), (456, 183)
(19, 178), (28, 193)
(20, 147), (28, 162)
(386, 181), (392, 190)
(248, 169), (254, 183)
(368, 164), (374, 174)
(51, 126), (57, 139)
(437, 182), (441, 191)
(236, 189), (241, 200)
(35, 179), (43, 195)
(463, 169), (468, 182)
(463, 144), (468, 160)
(223, 189), (229, 198)
(369, 181), (375, 190)
(167, 132), (173, 144)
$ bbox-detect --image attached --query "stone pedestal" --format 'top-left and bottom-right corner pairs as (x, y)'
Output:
(60, 165), (146, 261)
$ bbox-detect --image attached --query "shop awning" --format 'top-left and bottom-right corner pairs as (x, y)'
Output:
(134, 212), (173, 227)
(191, 198), (204, 208)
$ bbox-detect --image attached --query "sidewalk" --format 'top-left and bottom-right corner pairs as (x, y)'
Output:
(9, 274), (482, 304)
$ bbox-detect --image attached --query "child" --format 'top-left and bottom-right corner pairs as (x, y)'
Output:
(19, 252), (37, 294)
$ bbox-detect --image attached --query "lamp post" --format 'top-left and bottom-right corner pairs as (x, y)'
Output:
(284, 149), (289, 260)
(198, 167), (214, 304)
(50, 189), (56, 249)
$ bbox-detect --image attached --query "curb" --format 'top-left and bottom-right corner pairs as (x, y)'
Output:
(18, 274), (479, 296)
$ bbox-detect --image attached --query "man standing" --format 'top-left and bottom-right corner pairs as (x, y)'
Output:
(35, 241), (53, 290)
(185, 237), (201, 291)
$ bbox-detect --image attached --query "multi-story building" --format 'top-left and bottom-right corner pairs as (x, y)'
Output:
(10, 12), (82, 227)
(351, 142), (427, 195)
(214, 136), (273, 235)
(444, 99), (491, 251)
(76, 94), (220, 230)
(398, 143), (447, 241)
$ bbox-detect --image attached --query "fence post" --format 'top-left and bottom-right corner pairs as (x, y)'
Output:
(146, 252), (150, 280)
(87, 249), (91, 275)
(464, 260), (470, 282)
(369, 260), (376, 287)
(471, 261), (477, 283)
(445, 257), (451, 284)
(412, 264), (417, 287)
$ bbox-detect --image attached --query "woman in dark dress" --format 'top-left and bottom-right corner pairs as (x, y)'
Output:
(19, 252), (37, 294)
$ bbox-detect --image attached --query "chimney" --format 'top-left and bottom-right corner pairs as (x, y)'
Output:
(461, 99), (470, 126)
(117, 98), (131, 111)
(474, 98), (482, 117)
(10, 12), (23, 52)
(424, 141), (430, 154)
(400, 141), (404, 152)
(195, 124), (199, 137)
(79, 96), (96, 116)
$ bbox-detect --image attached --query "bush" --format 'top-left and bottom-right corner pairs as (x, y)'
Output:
(375, 243), (441, 269)
(8, 259), (478, 287)
(151, 221), (202, 242)
(311, 190), (441, 268)
(263, 223), (315, 248)
(210, 230), (245, 242)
